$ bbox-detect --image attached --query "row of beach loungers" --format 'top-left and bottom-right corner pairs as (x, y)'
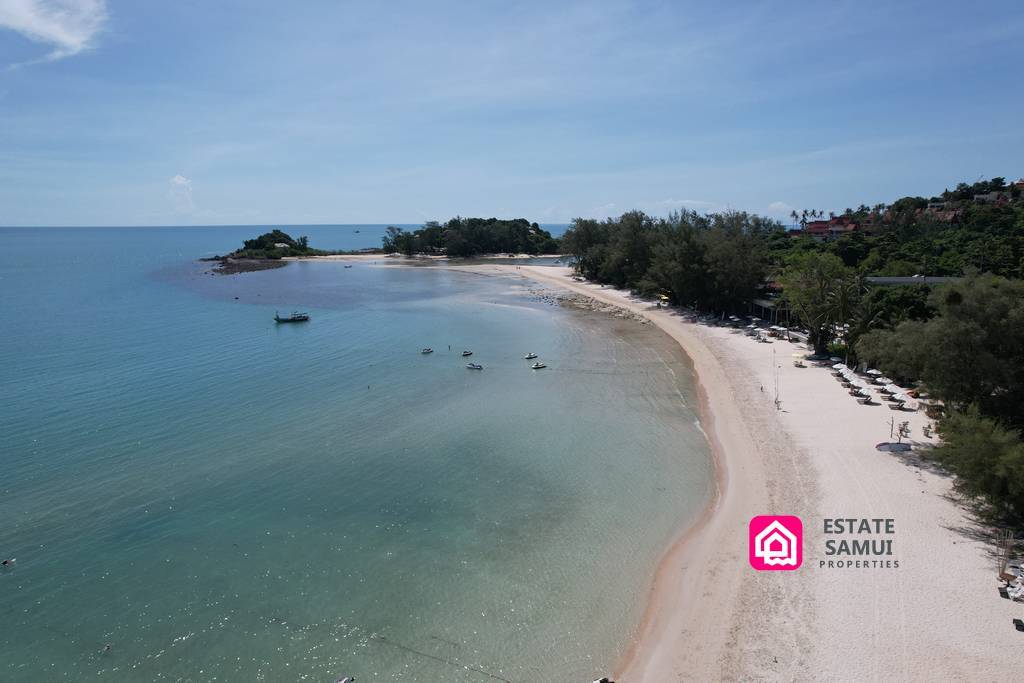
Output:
(828, 364), (919, 411)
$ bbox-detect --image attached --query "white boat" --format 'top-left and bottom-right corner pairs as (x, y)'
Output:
(462, 350), (473, 357)
(530, 362), (546, 369)
(421, 348), (433, 354)
(466, 363), (483, 370)
(524, 353), (538, 359)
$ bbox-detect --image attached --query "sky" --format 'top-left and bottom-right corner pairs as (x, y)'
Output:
(0, 0), (1021, 227)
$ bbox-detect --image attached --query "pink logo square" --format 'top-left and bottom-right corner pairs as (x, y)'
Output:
(749, 515), (802, 570)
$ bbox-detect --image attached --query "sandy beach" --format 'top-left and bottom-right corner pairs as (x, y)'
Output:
(431, 262), (1024, 681)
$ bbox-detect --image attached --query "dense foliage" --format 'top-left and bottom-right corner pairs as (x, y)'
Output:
(382, 218), (559, 257)
(230, 229), (325, 259)
(857, 274), (1024, 519)
(562, 209), (779, 312)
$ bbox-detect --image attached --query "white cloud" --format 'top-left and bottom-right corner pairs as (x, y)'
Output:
(766, 201), (794, 215)
(590, 202), (617, 218)
(168, 174), (194, 213)
(0, 0), (107, 64)
(652, 198), (718, 210)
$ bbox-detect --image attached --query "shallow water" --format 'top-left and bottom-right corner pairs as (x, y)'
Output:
(0, 226), (713, 681)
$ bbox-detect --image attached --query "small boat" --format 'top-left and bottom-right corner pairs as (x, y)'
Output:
(354, 230), (360, 233)
(466, 363), (483, 370)
(524, 353), (538, 360)
(530, 362), (546, 369)
(275, 311), (310, 323)
(462, 350), (473, 357)
(421, 348), (433, 354)
(344, 264), (353, 269)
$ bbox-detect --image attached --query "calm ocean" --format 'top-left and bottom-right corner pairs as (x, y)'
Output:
(0, 226), (713, 682)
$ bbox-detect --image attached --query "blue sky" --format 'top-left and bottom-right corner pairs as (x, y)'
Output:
(0, 1), (1021, 227)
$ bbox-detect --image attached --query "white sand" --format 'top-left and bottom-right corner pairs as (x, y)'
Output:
(448, 263), (1024, 681)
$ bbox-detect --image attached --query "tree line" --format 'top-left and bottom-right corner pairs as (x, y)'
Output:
(382, 218), (560, 257)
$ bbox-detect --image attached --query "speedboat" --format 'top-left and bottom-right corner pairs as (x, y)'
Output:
(462, 350), (473, 357)
(524, 353), (538, 359)
(466, 363), (483, 370)
(274, 311), (310, 323)
(530, 362), (546, 369)
(421, 348), (433, 354)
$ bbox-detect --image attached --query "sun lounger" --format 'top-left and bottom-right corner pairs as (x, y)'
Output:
(857, 397), (875, 405)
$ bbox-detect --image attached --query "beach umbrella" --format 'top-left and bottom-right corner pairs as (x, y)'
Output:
(875, 376), (893, 385)
(832, 363), (846, 369)
(830, 356), (842, 362)
(866, 369), (882, 376)
(885, 383), (901, 393)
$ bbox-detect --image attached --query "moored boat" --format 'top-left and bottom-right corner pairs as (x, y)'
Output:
(524, 353), (538, 359)
(462, 350), (473, 357)
(421, 348), (433, 354)
(530, 361), (546, 369)
(274, 311), (310, 323)
(466, 363), (483, 370)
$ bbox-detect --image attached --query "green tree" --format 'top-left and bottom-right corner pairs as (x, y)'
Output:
(933, 408), (1024, 521)
(780, 252), (857, 355)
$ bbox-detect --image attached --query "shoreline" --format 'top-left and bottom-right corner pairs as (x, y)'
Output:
(442, 263), (1024, 681)
(509, 265), (768, 680)
(250, 255), (1023, 679)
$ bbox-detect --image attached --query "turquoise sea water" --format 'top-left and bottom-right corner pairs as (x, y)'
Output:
(0, 226), (713, 682)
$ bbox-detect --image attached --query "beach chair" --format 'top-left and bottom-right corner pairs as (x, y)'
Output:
(793, 360), (806, 368)
(999, 570), (1019, 583)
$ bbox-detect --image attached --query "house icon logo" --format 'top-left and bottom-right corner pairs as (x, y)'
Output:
(749, 515), (802, 570)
